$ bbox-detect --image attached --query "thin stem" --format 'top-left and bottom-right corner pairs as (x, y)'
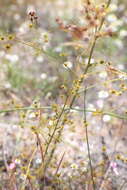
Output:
(70, 108), (127, 120)
(69, 36), (97, 109)
(43, 122), (64, 172)
(83, 90), (96, 190)
(98, 0), (112, 31)
(107, 0), (112, 8)
(85, 37), (97, 73)
(0, 106), (127, 120)
(35, 132), (44, 163)
(44, 95), (69, 157)
(54, 152), (65, 175)
(70, 0), (112, 109)
(81, 1), (112, 189)
(0, 106), (51, 114)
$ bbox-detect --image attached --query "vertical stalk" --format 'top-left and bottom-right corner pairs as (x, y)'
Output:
(83, 89), (96, 190)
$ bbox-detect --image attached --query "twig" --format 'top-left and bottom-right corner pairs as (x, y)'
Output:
(44, 95), (69, 157)
(54, 152), (65, 176)
(0, 106), (51, 114)
(36, 132), (44, 163)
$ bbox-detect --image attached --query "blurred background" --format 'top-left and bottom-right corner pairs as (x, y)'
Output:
(0, 0), (127, 103)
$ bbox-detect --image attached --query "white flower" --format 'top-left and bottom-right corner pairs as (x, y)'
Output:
(103, 115), (111, 122)
(35, 158), (42, 164)
(37, 56), (44, 63)
(0, 51), (5, 57)
(119, 74), (127, 80)
(81, 167), (87, 172)
(4, 83), (11, 89)
(97, 100), (104, 108)
(49, 120), (53, 126)
(12, 125), (18, 129)
(46, 92), (52, 99)
(109, 4), (118, 11)
(88, 104), (96, 111)
(40, 73), (47, 79)
(119, 30), (127, 38)
(63, 61), (73, 69)
(107, 14), (117, 22)
(15, 159), (21, 165)
(99, 71), (107, 79)
(85, 58), (95, 64)
(6, 54), (19, 62)
(114, 39), (123, 49)
(117, 64), (124, 70)
(55, 47), (62, 52)
(68, 172), (72, 177)
(98, 91), (109, 99)
(28, 112), (36, 118)
(19, 22), (29, 34)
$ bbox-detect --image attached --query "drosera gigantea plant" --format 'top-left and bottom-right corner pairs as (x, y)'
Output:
(56, 0), (112, 188)
(0, 0), (127, 189)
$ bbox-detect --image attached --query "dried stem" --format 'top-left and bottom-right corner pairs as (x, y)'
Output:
(54, 152), (65, 176)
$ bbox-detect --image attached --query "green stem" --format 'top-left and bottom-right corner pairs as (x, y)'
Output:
(83, 90), (96, 189)
(98, 0), (112, 31)
(0, 106), (51, 114)
(44, 95), (69, 157)
(0, 107), (126, 120)
(70, 108), (127, 120)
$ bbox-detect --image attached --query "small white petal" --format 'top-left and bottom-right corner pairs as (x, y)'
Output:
(107, 14), (117, 22)
(117, 64), (124, 70)
(6, 54), (19, 62)
(40, 73), (47, 79)
(85, 58), (95, 64)
(120, 30), (127, 37)
(49, 120), (53, 126)
(103, 115), (111, 122)
(98, 91), (109, 99)
(109, 4), (118, 11)
(37, 56), (44, 63)
(99, 71), (107, 79)
(97, 100), (104, 108)
(63, 61), (73, 69)
(28, 112), (36, 118)
(115, 39), (123, 49)
(55, 47), (62, 52)
(35, 158), (42, 164)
